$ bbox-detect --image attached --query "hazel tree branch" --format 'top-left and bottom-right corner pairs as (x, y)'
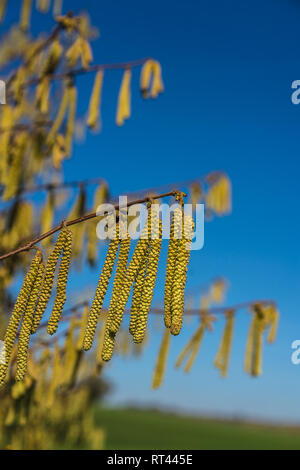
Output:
(0, 190), (184, 261)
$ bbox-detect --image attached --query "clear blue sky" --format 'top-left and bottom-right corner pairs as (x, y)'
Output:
(4, 0), (300, 422)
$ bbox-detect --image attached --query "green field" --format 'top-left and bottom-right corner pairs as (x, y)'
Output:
(96, 408), (300, 450)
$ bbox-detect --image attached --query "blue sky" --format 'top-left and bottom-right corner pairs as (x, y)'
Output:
(3, 0), (300, 422)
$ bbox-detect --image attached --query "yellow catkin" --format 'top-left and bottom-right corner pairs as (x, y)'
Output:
(164, 212), (179, 328)
(65, 85), (77, 157)
(129, 255), (148, 336)
(175, 323), (204, 370)
(150, 61), (164, 98)
(16, 260), (45, 382)
(152, 328), (171, 389)
(36, 76), (50, 114)
(95, 316), (106, 372)
(140, 60), (153, 98)
(106, 229), (131, 334)
(76, 305), (89, 350)
(267, 305), (279, 344)
(170, 211), (194, 336)
(0, 0), (7, 23)
(46, 83), (70, 146)
(244, 307), (265, 377)
(47, 228), (72, 335)
(53, 134), (66, 169)
(32, 229), (67, 334)
(214, 310), (235, 378)
(116, 69), (131, 126)
(80, 38), (93, 69)
(0, 251), (42, 386)
(133, 212), (162, 344)
(20, 0), (33, 31)
(206, 174), (232, 216)
(140, 60), (164, 98)
(2, 131), (27, 201)
(87, 71), (104, 130)
(41, 38), (63, 76)
(66, 37), (82, 68)
(184, 324), (205, 373)
(83, 223), (119, 351)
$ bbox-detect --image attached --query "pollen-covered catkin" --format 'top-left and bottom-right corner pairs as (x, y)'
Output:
(65, 85), (77, 156)
(214, 310), (235, 378)
(164, 211), (179, 328)
(133, 211), (162, 344)
(170, 211), (194, 336)
(83, 222), (119, 351)
(16, 259), (45, 382)
(152, 328), (171, 389)
(244, 306), (265, 377)
(32, 229), (67, 334)
(129, 255), (148, 336)
(47, 228), (73, 335)
(0, 251), (42, 386)
(106, 229), (131, 334)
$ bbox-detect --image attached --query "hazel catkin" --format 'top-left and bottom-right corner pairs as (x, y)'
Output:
(32, 229), (68, 334)
(0, 251), (42, 386)
(16, 259), (45, 382)
(47, 228), (73, 335)
(83, 222), (119, 351)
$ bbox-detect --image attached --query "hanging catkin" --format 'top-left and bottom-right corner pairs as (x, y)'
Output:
(87, 71), (104, 130)
(164, 211), (179, 328)
(0, 251), (42, 386)
(214, 310), (235, 378)
(116, 69), (131, 126)
(20, 0), (33, 31)
(16, 259), (45, 382)
(83, 221), (119, 351)
(106, 227), (131, 334)
(36, 76), (50, 114)
(152, 328), (171, 389)
(170, 210), (194, 336)
(175, 323), (204, 370)
(129, 255), (148, 336)
(140, 60), (164, 98)
(65, 84), (77, 157)
(47, 228), (73, 335)
(266, 305), (279, 344)
(206, 174), (232, 216)
(31, 229), (68, 334)
(244, 306), (265, 377)
(46, 83), (70, 146)
(133, 208), (162, 344)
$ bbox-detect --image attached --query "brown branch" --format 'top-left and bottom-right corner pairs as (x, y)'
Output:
(21, 57), (152, 89)
(0, 190), (184, 261)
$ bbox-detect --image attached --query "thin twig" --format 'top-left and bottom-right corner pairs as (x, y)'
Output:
(0, 190), (183, 261)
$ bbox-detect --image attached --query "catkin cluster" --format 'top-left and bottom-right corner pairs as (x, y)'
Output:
(0, 251), (43, 386)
